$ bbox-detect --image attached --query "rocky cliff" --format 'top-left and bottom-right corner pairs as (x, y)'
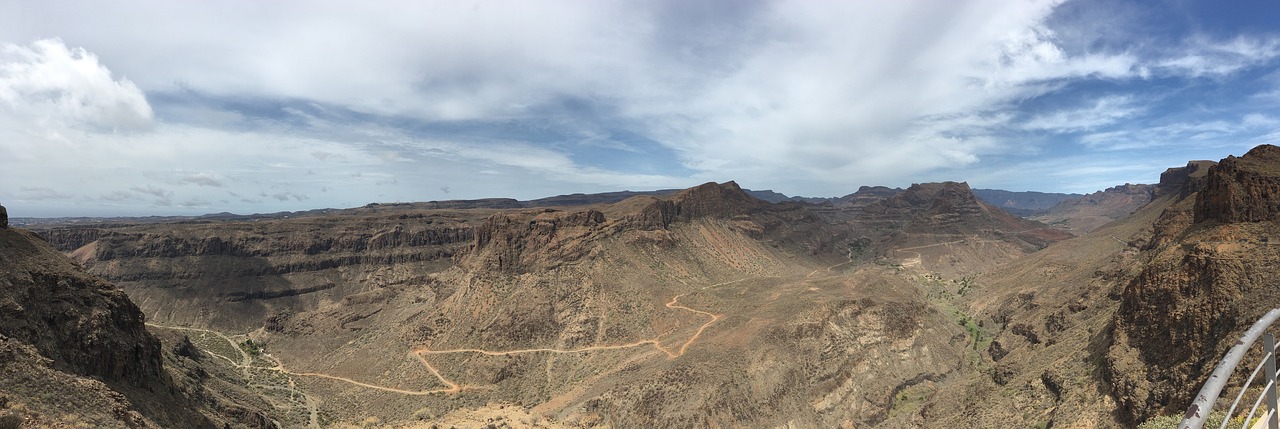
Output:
(0, 226), (272, 428)
(1195, 145), (1280, 223)
(56, 212), (480, 331)
(865, 181), (1069, 246)
(1031, 183), (1159, 234)
(461, 181), (825, 275)
(1107, 144), (1280, 424)
(465, 209), (607, 274)
(0, 227), (164, 387)
(1158, 160), (1217, 197)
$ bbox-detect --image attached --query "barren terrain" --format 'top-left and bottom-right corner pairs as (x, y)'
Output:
(12, 148), (1280, 428)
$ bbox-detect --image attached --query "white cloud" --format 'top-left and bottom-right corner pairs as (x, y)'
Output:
(0, 39), (153, 132)
(1, 1), (1279, 214)
(181, 172), (225, 187)
(1157, 35), (1280, 78)
(1023, 95), (1145, 132)
(1080, 114), (1280, 151)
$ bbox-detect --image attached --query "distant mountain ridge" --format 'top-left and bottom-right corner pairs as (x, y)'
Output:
(971, 189), (1083, 216)
(13, 187), (1086, 227)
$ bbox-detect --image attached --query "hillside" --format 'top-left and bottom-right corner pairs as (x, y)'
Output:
(1107, 146), (1280, 424)
(1031, 183), (1165, 235)
(912, 146), (1280, 427)
(25, 181), (1072, 427)
(19, 146), (1280, 428)
(0, 206), (274, 428)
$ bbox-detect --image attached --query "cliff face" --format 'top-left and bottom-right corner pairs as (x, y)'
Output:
(0, 228), (163, 388)
(1031, 183), (1161, 234)
(0, 227), (245, 428)
(1158, 160), (1217, 197)
(863, 181), (1070, 246)
(1107, 144), (1280, 424)
(465, 209), (607, 274)
(55, 213), (480, 331)
(460, 181), (822, 274)
(1195, 145), (1280, 223)
(889, 182), (986, 229)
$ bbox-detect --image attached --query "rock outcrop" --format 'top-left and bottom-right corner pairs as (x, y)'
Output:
(1032, 183), (1159, 234)
(1157, 160), (1217, 197)
(857, 181), (1069, 246)
(466, 208), (607, 274)
(1107, 144), (1280, 424)
(0, 227), (264, 428)
(0, 202), (7, 228)
(462, 182), (795, 274)
(0, 228), (164, 389)
(1195, 144), (1280, 223)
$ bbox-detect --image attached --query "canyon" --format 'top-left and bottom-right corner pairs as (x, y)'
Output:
(5, 146), (1280, 428)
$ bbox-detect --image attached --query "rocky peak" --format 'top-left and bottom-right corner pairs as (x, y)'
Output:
(1, 202), (7, 228)
(669, 181), (767, 219)
(852, 185), (902, 197)
(1157, 160), (1217, 197)
(883, 181), (982, 216)
(1194, 144), (1280, 223)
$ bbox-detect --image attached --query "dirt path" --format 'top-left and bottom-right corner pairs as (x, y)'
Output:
(146, 323), (321, 428)
(414, 294), (721, 391)
(891, 237), (977, 268)
(148, 292), (723, 401)
(807, 250), (855, 278)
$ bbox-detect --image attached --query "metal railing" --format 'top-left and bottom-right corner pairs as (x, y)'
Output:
(1180, 308), (1280, 429)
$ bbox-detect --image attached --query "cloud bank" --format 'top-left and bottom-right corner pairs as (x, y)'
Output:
(1, 0), (1278, 216)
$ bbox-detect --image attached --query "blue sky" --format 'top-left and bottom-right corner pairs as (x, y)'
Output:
(1, 0), (1278, 217)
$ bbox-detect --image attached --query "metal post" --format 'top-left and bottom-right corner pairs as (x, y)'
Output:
(1267, 333), (1279, 429)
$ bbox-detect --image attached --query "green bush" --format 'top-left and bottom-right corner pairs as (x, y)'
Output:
(240, 339), (264, 356)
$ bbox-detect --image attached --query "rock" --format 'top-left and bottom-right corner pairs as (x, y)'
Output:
(667, 181), (768, 220)
(0, 228), (165, 387)
(0, 203), (6, 229)
(0, 227), (232, 428)
(1194, 144), (1280, 223)
(1157, 160), (1216, 197)
(466, 209), (607, 274)
(1107, 144), (1280, 424)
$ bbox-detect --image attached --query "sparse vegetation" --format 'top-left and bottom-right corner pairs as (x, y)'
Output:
(957, 275), (977, 296)
(239, 339), (265, 356)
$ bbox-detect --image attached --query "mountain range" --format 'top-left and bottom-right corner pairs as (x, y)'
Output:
(3, 146), (1279, 428)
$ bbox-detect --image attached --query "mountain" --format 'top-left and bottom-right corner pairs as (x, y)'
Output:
(20, 146), (1280, 428)
(1107, 145), (1280, 424)
(971, 189), (1083, 217)
(0, 204), (273, 428)
(1030, 183), (1161, 234)
(908, 145), (1280, 427)
(25, 180), (1069, 427)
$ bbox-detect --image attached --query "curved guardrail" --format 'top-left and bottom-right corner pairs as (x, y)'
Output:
(1180, 308), (1280, 429)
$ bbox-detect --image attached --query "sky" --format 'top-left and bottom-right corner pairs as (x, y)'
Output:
(1, 0), (1279, 217)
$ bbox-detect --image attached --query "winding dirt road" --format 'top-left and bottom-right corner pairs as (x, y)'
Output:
(411, 293), (721, 392)
(148, 292), (722, 399)
(146, 323), (321, 428)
